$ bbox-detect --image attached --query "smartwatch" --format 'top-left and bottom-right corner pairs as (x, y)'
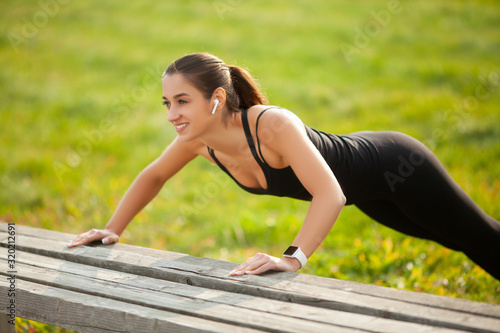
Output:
(283, 246), (307, 269)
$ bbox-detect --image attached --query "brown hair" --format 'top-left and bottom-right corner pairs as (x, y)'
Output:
(163, 53), (268, 124)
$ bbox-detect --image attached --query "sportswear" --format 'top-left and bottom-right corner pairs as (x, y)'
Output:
(207, 107), (500, 279)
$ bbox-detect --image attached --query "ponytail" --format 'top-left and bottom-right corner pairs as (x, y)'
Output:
(164, 53), (268, 125)
(228, 65), (268, 110)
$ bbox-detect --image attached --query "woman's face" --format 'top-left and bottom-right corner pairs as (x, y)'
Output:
(161, 74), (213, 141)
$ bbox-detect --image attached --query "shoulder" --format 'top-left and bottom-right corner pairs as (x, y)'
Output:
(247, 105), (307, 142)
(246, 105), (305, 129)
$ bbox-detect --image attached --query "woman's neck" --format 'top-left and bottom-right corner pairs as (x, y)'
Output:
(199, 112), (244, 153)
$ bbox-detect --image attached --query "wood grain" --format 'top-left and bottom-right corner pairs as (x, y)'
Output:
(1, 222), (499, 333)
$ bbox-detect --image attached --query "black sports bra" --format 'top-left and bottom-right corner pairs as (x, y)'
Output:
(207, 107), (313, 200)
(208, 107), (384, 204)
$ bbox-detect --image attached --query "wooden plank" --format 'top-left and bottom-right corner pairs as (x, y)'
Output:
(3, 224), (500, 331)
(0, 316), (15, 333)
(0, 278), (266, 333)
(5, 250), (468, 333)
(0, 261), (367, 332)
(281, 272), (500, 319)
(2, 231), (499, 333)
(3, 223), (499, 319)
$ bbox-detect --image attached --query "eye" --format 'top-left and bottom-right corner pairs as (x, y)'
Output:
(162, 100), (171, 108)
(179, 99), (187, 104)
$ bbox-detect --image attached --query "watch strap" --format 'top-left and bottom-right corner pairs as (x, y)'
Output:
(283, 246), (307, 269)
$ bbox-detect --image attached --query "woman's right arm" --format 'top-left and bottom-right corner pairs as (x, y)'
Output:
(67, 137), (200, 247)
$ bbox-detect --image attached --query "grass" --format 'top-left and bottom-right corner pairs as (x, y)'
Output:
(1, 0), (500, 331)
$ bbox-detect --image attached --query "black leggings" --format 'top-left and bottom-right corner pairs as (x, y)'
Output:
(350, 132), (500, 280)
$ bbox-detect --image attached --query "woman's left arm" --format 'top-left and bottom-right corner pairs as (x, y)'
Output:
(230, 109), (346, 276)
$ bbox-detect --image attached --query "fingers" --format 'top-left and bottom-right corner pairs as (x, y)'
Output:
(243, 262), (275, 275)
(67, 232), (88, 248)
(67, 229), (118, 248)
(229, 253), (280, 276)
(229, 254), (257, 275)
(102, 234), (120, 245)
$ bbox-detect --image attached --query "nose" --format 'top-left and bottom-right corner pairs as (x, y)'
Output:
(166, 106), (180, 123)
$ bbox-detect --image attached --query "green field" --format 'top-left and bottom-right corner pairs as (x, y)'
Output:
(2, 0), (500, 331)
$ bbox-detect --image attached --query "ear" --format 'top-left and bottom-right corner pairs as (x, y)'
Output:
(212, 87), (226, 106)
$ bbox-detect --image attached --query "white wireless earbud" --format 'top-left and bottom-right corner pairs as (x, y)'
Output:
(211, 99), (219, 115)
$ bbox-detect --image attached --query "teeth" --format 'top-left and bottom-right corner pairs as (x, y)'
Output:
(175, 123), (188, 129)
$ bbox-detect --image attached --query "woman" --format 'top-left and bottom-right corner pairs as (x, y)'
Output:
(68, 53), (500, 280)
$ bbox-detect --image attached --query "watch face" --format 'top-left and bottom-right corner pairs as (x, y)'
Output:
(283, 246), (299, 256)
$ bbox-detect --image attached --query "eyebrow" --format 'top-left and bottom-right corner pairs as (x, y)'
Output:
(162, 93), (190, 100)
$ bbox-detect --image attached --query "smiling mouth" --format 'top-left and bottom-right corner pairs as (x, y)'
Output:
(174, 123), (188, 132)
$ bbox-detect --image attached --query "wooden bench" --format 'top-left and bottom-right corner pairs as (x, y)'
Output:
(1, 222), (499, 333)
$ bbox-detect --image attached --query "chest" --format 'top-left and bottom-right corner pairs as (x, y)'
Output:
(201, 141), (287, 191)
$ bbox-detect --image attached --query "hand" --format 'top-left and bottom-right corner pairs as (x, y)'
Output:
(67, 228), (120, 248)
(229, 252), (301, 276)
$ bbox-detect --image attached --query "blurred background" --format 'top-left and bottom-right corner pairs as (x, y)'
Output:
(1, 0), (499, 330)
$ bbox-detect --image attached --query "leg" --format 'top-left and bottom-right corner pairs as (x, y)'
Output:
(394, 173), (500, 279)
(380, 133), (500, 279)
(355, 200), (462, 251)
